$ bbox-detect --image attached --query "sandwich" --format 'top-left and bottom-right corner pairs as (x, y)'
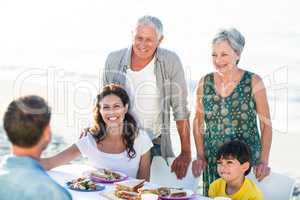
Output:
(114, 179), (145, 200)
(169, 188), (187, 197)
(115, 190), (141, 200)
(115, 179), (145, 192)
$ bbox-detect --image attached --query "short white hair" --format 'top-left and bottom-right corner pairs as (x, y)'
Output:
(212, 28), (245, 56)
(136, 15), (163, 40)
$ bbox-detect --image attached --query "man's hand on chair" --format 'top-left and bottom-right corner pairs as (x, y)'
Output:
(171, 151), (191, 179)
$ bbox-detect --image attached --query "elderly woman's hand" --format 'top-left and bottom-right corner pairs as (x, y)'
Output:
(192, 156), (207, 177)
(254, 161), (271, 181)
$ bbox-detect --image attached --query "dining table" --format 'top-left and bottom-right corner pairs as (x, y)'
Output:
(47, 164), (212, 200)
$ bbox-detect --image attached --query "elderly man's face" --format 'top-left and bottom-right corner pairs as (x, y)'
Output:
(132, 25), (162, 61)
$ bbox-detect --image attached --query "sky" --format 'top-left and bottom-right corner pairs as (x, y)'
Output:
(0, 0), (299, 80)
(0, 0), (299, 119)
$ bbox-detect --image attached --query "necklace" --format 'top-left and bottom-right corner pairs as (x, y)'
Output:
(216, 68), (241, 97)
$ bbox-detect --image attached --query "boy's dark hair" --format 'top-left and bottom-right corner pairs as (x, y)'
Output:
(217, 140), (252, 175)
(3, 95), (51, 148)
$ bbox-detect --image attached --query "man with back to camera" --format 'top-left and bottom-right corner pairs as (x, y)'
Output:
(0, 95), (72, 200)
(102, 15), (191, 179)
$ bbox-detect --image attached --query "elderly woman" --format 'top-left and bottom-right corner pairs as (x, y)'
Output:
(192, 28), (272, 195)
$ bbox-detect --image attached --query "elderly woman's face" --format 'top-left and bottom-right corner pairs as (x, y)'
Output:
(132, 25), (161, 61)
(212, 40), (240, 74)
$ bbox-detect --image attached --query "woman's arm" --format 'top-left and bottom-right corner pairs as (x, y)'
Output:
(137, 150), (151, 181)
(252, 74), (272, 181)
(40, 144), (81, 170)
(192, 77), (207, 177)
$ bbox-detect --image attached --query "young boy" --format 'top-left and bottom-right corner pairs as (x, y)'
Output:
(208, 140), (263, 200)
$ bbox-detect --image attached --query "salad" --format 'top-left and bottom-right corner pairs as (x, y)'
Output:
(66, 177), (98, 191)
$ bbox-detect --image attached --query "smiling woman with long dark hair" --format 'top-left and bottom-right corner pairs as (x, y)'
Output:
(40, 84), (153, 180)
(89, 84), (138, 159)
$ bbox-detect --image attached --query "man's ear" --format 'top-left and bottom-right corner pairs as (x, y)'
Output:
(42, 124), (51, 142)
(158, 36), (164, 45)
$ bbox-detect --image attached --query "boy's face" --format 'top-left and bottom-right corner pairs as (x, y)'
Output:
(217, 156), (250, 182)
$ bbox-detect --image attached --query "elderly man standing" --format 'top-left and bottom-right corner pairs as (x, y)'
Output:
(102, 15), (191, 179)
(0, 95), (72, 200)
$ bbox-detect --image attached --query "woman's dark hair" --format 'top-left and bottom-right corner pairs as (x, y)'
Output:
(89, 84), (138, 159)
(217, 140), (252, 175)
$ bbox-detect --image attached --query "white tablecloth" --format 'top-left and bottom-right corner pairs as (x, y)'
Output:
(48, 164), (212, 200)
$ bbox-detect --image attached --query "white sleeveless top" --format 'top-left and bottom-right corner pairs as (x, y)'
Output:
(75, 130), (153, 178)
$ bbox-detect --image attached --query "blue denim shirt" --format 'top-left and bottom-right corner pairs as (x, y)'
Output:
(0, 155), (72, 200)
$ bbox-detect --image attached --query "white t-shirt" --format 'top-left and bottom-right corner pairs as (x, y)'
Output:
(75, 130), (153, 178)
(125, 58), (161, 139)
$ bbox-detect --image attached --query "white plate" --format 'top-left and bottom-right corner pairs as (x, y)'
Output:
(83, 169), (128, 183)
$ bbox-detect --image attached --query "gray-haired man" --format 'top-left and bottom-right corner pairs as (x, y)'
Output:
(102, 15), (191, 179)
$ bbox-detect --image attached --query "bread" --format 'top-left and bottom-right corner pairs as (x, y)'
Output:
(169, 189), (187, 197)
(115, 190), (141, 200)
(115, 179), (145, 192)
(114, 179), (145, 200)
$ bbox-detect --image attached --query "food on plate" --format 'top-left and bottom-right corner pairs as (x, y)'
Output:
(66, 177), (97, 191)
(168, 188), (187, 197)
(91, 169), (123, 180)
(115, 190), (141, 200)
(114, 179), (145, 200)
(139, 187), (187, 197)
(115, 179), (145, 192)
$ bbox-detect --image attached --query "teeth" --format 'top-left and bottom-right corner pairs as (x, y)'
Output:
(108, 117), (117, 121)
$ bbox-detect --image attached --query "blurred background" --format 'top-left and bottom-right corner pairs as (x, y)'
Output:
(0, 0), (299, 198)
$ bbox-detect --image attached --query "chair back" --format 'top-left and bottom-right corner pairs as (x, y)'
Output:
(150, 156), (200, 192)
(247, 171), (296, 200)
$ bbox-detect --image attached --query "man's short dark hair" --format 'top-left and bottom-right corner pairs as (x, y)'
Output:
(217, 140), (252, 175)
(3, 95), (51, 148)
